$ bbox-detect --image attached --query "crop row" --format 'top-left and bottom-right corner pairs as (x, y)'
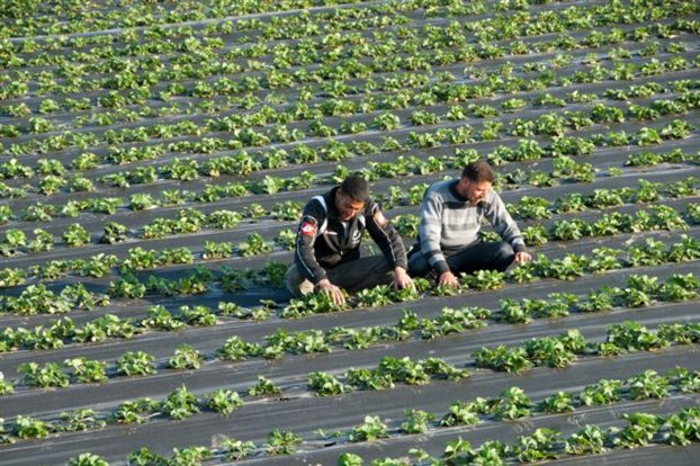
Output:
(3, 0), (462, 43)
(1, 250), (697, 349)
(0, 221), (696, 319)
(5, 38), (692, 143)
(1, 150), (695, 249)
(5, 47), (698, 163)
(3, 76), (698, 189)
(4, 0), (696, 105)
(1, 161), (697, 257)
(2, 31), (694, 144)
(47, 401), (700, 465)
(0, 0), (613, 97)
(2, 119), (698, 232)
(3, 266), (697, 396)
(2, 347), (698, 459)
(4, 0), (630, 59)
(335, 405), (700, 466)
(1, 229), (697, 326)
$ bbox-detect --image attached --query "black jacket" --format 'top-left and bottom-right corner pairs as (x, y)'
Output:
(294, 187), (407, 284)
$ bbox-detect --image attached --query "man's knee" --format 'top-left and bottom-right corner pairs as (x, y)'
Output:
(494, 242), (515, 270)
(286, 264), (314, 297)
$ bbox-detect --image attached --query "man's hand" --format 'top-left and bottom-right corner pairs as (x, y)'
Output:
(438, 271), (459, 288)
(392, 267), (414, 291)
(514, 251), (532, 264)
(315, 279), (346, 305)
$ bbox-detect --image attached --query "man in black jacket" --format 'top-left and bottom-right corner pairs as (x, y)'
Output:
(287, 175), (413, 304)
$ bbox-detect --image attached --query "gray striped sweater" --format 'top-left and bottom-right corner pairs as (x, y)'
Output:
(417, 179), (527, 274)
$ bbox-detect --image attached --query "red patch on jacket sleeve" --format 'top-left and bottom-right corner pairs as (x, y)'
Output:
(300, 222), (317, 236)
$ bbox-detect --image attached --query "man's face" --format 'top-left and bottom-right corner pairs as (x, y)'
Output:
(335, 190), (365, 221)
(458, 178), (491, 204)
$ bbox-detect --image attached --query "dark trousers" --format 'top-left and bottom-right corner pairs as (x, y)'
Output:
(407, 241), (515, 279)
(286, 255), (394, 297)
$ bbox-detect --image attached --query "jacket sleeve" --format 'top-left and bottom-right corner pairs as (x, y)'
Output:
(365, 200), (407, 270)
(294, 199), (328, 284)
(483, 190), (527, 253)
(418, 189), (450, 275)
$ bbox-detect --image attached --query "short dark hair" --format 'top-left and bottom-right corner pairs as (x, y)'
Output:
(461, 160), (495, 183)
(340, 175), (369, 201)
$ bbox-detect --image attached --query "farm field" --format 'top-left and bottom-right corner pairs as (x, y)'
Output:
(0, 0), (699, 465)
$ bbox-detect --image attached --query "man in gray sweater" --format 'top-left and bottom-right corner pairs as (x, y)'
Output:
(408, 161), (532, 288)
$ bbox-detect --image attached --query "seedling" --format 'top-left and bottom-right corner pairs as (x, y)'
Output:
(206, 389), (243, 416)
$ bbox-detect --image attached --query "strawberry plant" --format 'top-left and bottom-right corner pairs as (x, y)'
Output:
(345, 368), (394, 391)
(565, 425), (607, 455)
(440, 401), (480, 427)
(112, 399), (158, 425)
(604, 321), (666, 352)
(580, 379), (622, 406)
(264, 429), (302, 456)
(422, 358), (470, 381)
(281, 291), (345, 319)
(62, 223), (91, 247)
(611, 413), (662, 448)
(663, 408), (700, 446)
(274, 229), (296, 251)
(238, 233), (272, 257)
(202, 240), (233, 260)
(219, 437), (255, 461)
(116, 351), (156, 377)
(538, 391), (575, 413)
(27, 229), (55, 252)
(168, 344), (203, 370)
(577, 290), (614, 313)
(400, 409), (435, 434)
(67, 453), (108, 466)
(248, 376), (282, 397)
(588, 247), (622, 273)
(13, 415), (50, 439)
(338, 453), (364, 466)
(206, 389), (242, 416)
(513, 428), (560, 463)
(100, 222), (127, 244)
(462, 269), (504, 290)
(58, 409), (105, 432)
(378, 356), (429, 385)
(349, 415), (389, 442)
(473, 345), (532, 374)
(107, 273), (146, 299)
(308, 372), (348, 396)
(627, 370), (669, 400)
(178, 305), (216, 326)
(64, 358), (107, 384)
(141, 306), (185, 331)
(493, 387), (532, 421)
(161, 385), (200, 420)
(524, 337), (574, 368)
(18, 362), (70, 389)
(498, 299), (532, 324)
(533, 254), (587, 280)
(510, 196), (551, 220)
(0, 374), (14, 396)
